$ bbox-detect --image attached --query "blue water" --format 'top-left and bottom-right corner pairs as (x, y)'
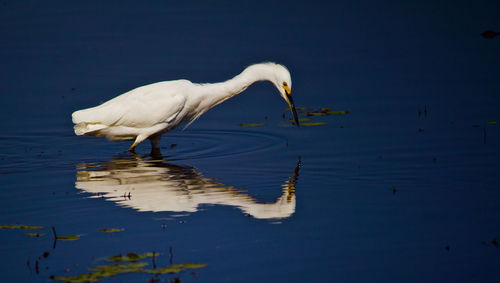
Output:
(1, 1), (500, 282)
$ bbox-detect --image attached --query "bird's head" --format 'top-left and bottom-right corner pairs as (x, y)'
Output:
(270, 64), (299, 127)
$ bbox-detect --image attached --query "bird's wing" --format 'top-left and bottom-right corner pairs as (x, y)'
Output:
(72, 81), (188, 128)
(110, 92), (186, 128)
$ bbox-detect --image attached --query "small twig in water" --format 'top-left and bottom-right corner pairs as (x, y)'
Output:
(169, 246), (173, 265)
(52, 226), (57, 249)
(152, 251), (157, 269)
(27, 258), (32, 274)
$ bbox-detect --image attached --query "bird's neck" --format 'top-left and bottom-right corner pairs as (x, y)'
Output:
(223, 64), (276, 95)
(198, 64), (277, 108)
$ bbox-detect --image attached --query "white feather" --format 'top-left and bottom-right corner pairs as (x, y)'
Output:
(72, 63), (296, 151)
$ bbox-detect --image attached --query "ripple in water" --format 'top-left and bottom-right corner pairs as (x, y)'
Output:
(0, 128), (287, 174)
(157, 129), (287, 161)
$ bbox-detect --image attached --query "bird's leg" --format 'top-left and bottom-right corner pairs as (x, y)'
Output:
(149, 134), (162, 150)
(128, 134), (147, 152)
(128, 142), (138, 152)
(148, 134), (163, 157)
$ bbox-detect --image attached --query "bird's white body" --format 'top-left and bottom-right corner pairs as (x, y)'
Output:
(72, 62), (297, 151)
(73, 80), (192, 141)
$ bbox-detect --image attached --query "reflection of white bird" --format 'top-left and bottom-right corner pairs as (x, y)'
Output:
(72, 62), (299, 152)
(75, 155), (300, 219)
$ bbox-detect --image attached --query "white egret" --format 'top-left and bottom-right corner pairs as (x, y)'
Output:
(72, 62), (299, 151)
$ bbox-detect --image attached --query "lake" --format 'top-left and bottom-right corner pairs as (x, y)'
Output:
(1, 1), (500, 282)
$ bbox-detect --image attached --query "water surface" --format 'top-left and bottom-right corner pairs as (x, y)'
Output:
(1, 1), (500, 282)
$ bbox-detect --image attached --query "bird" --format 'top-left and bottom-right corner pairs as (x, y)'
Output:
(72, 62), (299, 152)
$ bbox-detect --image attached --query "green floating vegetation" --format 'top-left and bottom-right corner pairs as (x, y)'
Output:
(301, 122), (328, 126)
(284, 106), (349, 120)
(56, 235), (80, 241)
(0, 224), (43, 230)
(304, 108), (350, 116)
(50, 250), (206, 283)
(488, 121), (498, 124)
(89, 262), (148, 274)
(50, 262), (206, 282)
(107, 252), (159, 262)
(239, 122), (265, 127)
(51, 273), (101, 283)
(143, 263), (207, 274)
(325, 110), (350, 115)
(99, 228), (124, 233)
(287, 118), (312, 122)
(143, 265), (183, 274)
(26, 233), (45, 237)
(51, 262), (148, 283)
(302, 112), (324, 116)
(181, 263), (207, 269)
(284, 106), (308, 111)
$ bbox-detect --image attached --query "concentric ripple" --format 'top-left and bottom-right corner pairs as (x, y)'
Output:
(0, 128), (289, 175)
(159, 129), (287, 161)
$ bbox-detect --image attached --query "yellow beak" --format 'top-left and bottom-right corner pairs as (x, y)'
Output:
(283, 85), (291, 95)
(283, 86), (299, 127)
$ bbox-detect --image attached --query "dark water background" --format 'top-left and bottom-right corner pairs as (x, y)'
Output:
(1, 0), (500, 282)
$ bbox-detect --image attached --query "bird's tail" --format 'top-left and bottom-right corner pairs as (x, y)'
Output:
(74, 122), (108, 136)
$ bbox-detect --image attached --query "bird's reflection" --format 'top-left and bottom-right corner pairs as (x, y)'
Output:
(75, 154), (300, 219)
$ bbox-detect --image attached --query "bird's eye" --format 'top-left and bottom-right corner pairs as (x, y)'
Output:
(283, 82), (288, 87)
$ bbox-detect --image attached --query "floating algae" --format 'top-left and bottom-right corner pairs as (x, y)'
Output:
(51, 262), (148, 282)
(282, 106), (349, 126)
(143, 263), (207, 274)
(239, 122), (266, 127)
(98, 228), (124, 233)
(89, 262), (148, 274)
(56, 235), (80, 241)
(301, 122), (327, 126)
(284, 106), (308, 111)
(304, 108), (350, 116)
(50, 252), (206, 282)
(26, 233), (45, 237)
(51, 273), (102, 283)
(107, 252), (159, 262)
(0, 224), (43, 230)
(287, 118), (312, 122)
